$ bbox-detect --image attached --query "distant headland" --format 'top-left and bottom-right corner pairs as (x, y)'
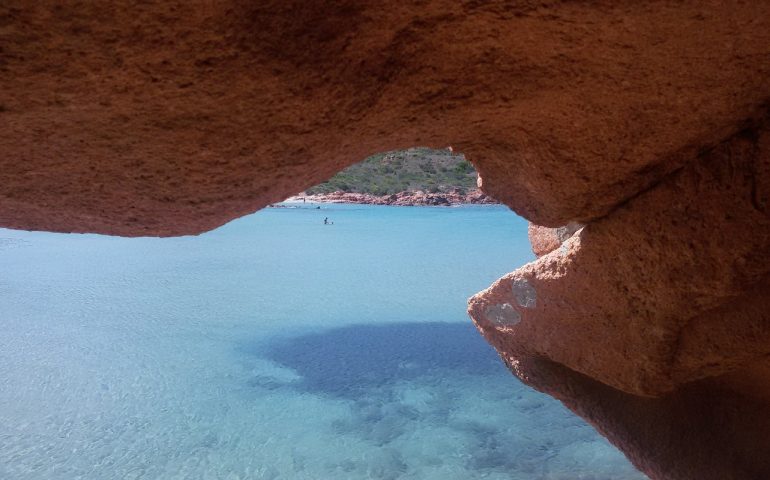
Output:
(284, 147), (497, 206)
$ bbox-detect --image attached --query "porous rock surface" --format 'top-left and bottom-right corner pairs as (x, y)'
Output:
(470, 124), (770, 479)
(527, 222), (583, 258)
(1, 2), (769, 479)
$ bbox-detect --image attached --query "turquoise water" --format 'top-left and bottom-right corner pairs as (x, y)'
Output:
(0, 204), (645, 480)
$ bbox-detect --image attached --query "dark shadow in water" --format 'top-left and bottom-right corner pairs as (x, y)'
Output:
(241, 322), (644, 479)
(254, 322), (507, 400)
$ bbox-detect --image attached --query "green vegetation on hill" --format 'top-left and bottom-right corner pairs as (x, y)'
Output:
(306, 147), (478, 196)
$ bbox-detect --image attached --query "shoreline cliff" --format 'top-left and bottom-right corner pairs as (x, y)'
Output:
(283, 189), (498, 207)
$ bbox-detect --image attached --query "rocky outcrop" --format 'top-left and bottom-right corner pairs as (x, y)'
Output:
(527, 222), (583, 258)
(1, 2), (770, 479)
(469, 123), (770, 479)
(286, 189), (496, 206)
(2, 1), (769, 236)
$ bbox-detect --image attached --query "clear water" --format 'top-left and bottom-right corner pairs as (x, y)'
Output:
(0, 204), (646, 480)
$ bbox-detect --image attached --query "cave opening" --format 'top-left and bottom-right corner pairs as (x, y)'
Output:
(0, 148), (646, 479)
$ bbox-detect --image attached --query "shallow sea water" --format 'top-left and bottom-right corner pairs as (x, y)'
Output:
(0, 204), (646, 479)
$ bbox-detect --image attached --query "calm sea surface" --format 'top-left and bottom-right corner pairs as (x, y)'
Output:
(0, 204), (645, 479)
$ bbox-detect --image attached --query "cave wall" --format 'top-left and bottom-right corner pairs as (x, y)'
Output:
(2, 2), (769, 479)
(469, 120), (770, 479)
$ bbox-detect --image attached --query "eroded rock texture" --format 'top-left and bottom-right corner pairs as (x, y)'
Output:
(1, 2), (769, 479)
(470, 123), (770, 479)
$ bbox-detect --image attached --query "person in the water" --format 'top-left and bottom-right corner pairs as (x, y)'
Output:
(324, 217), (333, 225)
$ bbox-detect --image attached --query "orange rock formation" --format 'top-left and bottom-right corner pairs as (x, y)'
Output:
(1, 2), (769, 479)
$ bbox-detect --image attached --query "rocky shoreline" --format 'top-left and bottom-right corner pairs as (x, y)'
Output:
(283, 189), (497, 206)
